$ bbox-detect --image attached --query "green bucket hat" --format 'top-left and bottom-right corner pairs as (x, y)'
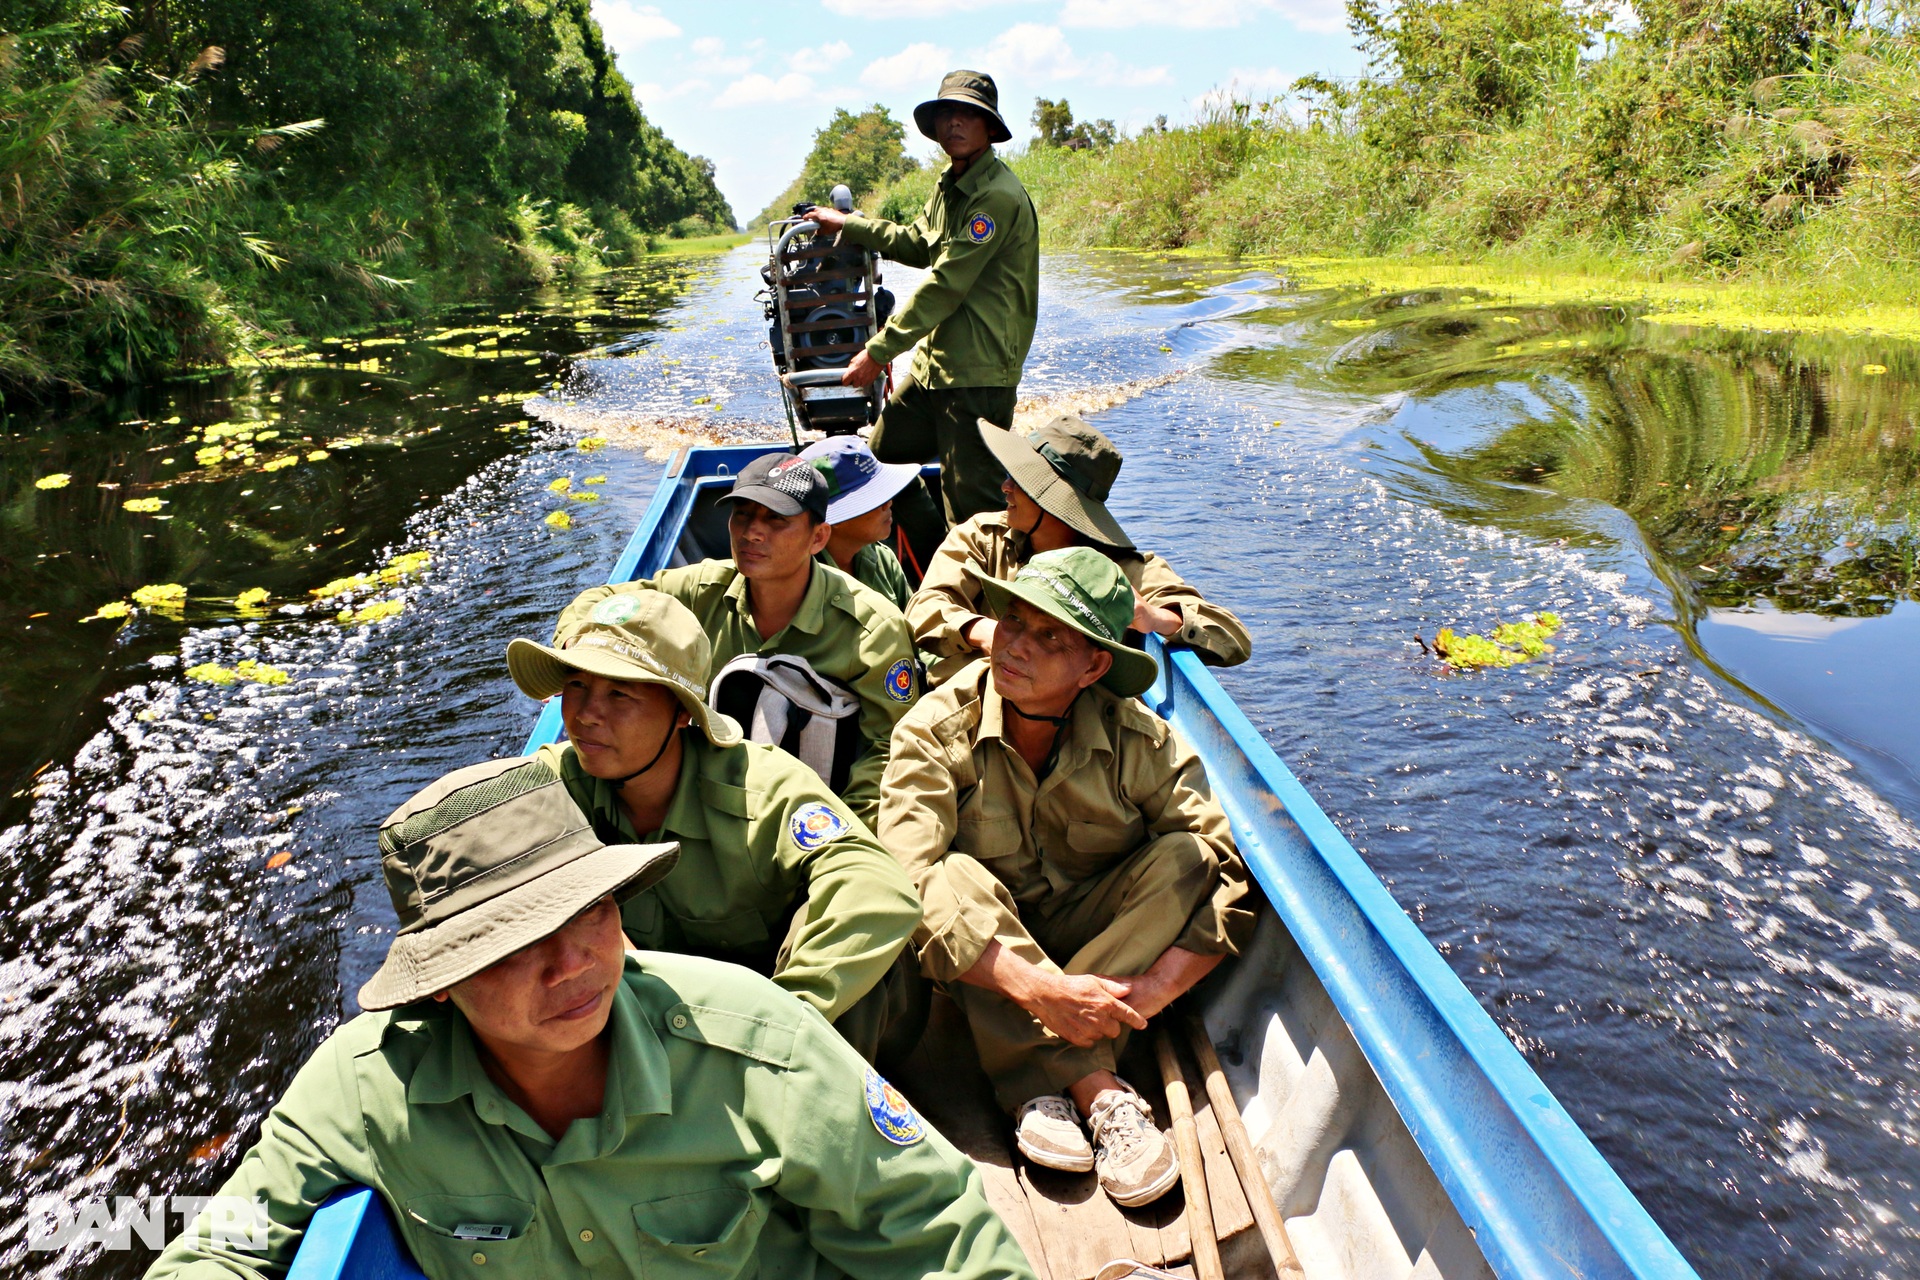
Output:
(913, 69), (1013, 145)
(357, 757), (680, 1010)
(970, 546), (1159, 697)
(981, 414), (1135, 549)
(506, 590), (743, 747)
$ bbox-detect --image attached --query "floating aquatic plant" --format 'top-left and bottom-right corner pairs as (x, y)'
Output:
(570, 492), (600, 503)
(35, 474), (72, 490)
(1432, 613), (1562, 669)
(123, 497), (167, 513)
(310, 551), (431, 601)
(548, 476), (572, 493)
(81, 601), (132, 623)
(545, 510), (573, 530)
(306, 450), (330, 462)
(338, 599), (405, 625)
(261, 456), (298, 472)
(235, 588), (271, 609)
(186, 662), (237, 685)
(195, 446), (226, 466)
(584, 475), (607, 485)
(578, 437), (608, 452)
(132, 584), (188, 609)
(186, 659), (290, 687)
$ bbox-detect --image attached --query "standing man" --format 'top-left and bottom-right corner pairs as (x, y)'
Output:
(807, 69), (1039, 573)
(553, 453), (916, 832)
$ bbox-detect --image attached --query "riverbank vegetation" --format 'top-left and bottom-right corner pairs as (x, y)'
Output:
(2, 1), (734, 401)
(863, 0), (1920, 325)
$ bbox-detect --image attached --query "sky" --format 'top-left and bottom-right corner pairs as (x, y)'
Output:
(589, 0), (1368, 224)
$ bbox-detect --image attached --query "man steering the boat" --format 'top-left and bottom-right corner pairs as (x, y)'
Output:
(879, 547), (1254, 1208)
(909, 413), (1252, 688)
(552, 453), (916, 833)
(507, 589), (925, 1064)
(804, 69), (1038, 576)
(142, 758), (1035, 1280)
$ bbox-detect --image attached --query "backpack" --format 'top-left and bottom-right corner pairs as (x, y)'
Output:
(708, 653), (863, 795)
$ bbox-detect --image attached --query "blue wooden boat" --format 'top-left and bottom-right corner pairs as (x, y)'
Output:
(291, 444), (1700, 1280)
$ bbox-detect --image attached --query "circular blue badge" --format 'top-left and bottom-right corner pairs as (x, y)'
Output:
(789, 801), (849, 850)
(884, 658), (915, 703)
(864, 1067), (925, 1145)
(967, 213), (995, 244)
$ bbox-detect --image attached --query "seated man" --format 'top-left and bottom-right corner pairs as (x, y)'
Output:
(908, 414), (1252, 687)
(798, 434), (923, 609)
(880, 547), (1254, 1208)
(555, 452), (917, 830)
(508, 591), (925, 1062)
(144, 758), (1035, 1279)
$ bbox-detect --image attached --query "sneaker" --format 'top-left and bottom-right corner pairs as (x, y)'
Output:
(1015, 1094), (1094, 1172)
(1087, 1083), (1179, 1207)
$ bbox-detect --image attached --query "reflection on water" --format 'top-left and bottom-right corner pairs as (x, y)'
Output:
(3, 247), (1918, 1280)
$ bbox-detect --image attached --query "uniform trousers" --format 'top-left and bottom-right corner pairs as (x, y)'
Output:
(943, 834), (1219, 1112)
(870, 379), (1017, 580)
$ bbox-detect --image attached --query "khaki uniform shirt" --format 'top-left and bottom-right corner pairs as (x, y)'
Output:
(838, 150), (1038, 389)
(878, 661), (1255, 983)
(908, 513), (1255, 687)
(557, 562), (918, 830)
(818, 542), (910, 613)
(539, 739), (919, 1024)
(144, 952), (1036, 1280)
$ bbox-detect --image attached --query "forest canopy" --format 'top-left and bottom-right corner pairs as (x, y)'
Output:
(1, 0), (735, 399)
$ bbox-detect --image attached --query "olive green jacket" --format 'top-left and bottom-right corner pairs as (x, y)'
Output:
(143, 952), (1036, 1280)
(907, 513), (1255, 687)
(538, 739), (919, 1025)
(878, 661), (1255, 983)
(818, 542), (911, 613)
(838, 150), (1038, 389)
(557, 562), (918, 830)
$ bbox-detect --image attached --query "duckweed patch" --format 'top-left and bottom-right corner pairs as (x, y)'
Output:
(35, 474), (71, 490)
(186, 659), (290, 687)
(337, 599), (406, 626)
(122, 498), (167, 513)
(1433, 613), (1563, 670)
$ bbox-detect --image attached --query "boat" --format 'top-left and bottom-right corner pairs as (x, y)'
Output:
(289, 443), (1700, 1280)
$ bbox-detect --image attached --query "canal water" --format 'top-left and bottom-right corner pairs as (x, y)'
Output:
(3, 246), (1916, 1278)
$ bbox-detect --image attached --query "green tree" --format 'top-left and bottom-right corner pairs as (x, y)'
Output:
(755, 105), (917, 225)
(1031, 96), (1117, 150)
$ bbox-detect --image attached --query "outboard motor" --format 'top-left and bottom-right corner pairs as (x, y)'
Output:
(761, 192), (894, 436)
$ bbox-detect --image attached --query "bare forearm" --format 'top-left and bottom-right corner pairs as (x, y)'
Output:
(958, 938), (1039, 1003)
(1119, 947), (1224, 1020)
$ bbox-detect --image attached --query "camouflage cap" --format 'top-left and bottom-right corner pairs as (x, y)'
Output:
(357, 756), (679, 1010)
(506, 589), (743, 747)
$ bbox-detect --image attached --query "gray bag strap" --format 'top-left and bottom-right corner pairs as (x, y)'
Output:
(709, 653), (858, 784)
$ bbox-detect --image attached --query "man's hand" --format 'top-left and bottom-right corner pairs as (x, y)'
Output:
(962, 616), (998, 653)
(841, 348), (884, 388)
(1132, 592), (1183, 638)
(805, 205), (849, 235)
(1022, 972), (1147, 1047)
(1096, 947), (1225, 1021)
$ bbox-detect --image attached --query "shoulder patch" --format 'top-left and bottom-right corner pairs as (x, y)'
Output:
(884, 658), (916, 703)
(864, 1068), (925, 1145)
(789, 800), (850, 850)
(966, 212), (995, 244)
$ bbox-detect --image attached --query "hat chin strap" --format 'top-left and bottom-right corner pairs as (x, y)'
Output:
(608, 723), (681, 790)
(1003, 693), (1077, 729)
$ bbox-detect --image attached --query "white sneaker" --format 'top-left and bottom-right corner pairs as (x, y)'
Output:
(1015, 1093), (1095, 1172)
(1088, 1082), (1180, 1207)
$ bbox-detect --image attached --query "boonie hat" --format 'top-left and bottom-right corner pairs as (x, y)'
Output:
(971, 546), (1159, 697)
(914, 69), (1013, 145)
(798, 436), (922, 524)
(982, 415), (1135, 549)
(506, 590), (743, 747)
(357, 757), (679, 1010)
(722, 451), (830, 521)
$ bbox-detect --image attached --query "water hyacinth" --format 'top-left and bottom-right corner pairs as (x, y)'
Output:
(1433, 613), (1563, 670)
(545, 509), (573, 529)
(547, 476), (572, 493)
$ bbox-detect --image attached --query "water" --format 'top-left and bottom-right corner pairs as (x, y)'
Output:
(3, 247), (1917, 1278)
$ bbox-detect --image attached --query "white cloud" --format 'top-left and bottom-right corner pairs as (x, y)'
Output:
(821, 0), (1015, 15)
(689, 36), (756, 77)
(632, 78), (710, 105)
(789, 40), (853, 74)
(715, 71), (817, 108)
(1215, 66), (1296, 95)
(861, 41), (953, 93)
(973, 23), (1167, 87)
(1058, 0), (1347, 35)
(591, 1), (681, 53)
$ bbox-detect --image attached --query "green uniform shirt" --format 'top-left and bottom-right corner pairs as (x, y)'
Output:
(818, 542), (911, 613)
(537, 739), (919, 1025)
(838, 150), (1038, 389)
(557, 562), (918, 831)
(144, 951), (1036, 1280)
